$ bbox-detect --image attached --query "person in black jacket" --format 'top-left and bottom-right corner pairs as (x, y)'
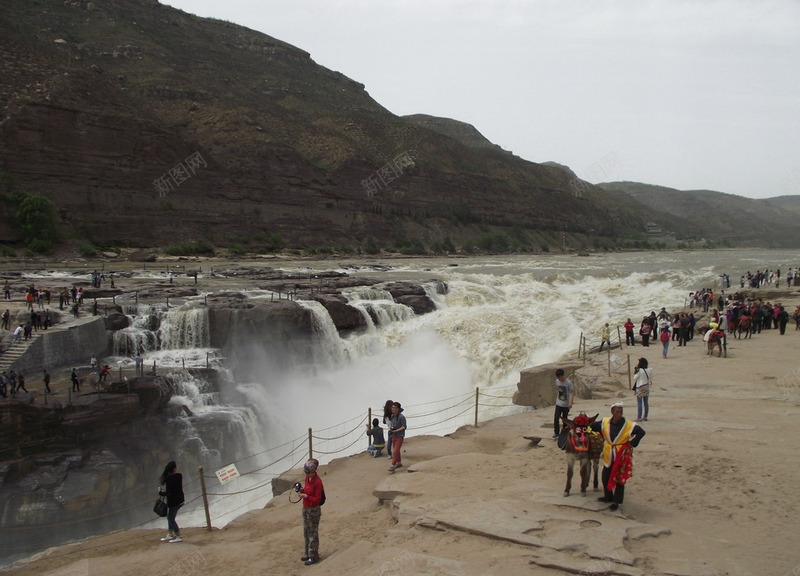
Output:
(159, 461), (185, 543)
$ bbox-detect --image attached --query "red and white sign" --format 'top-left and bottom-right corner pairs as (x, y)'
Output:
(215, 464), (240, 485)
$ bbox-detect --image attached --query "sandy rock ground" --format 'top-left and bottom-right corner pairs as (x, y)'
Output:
(2, 275), (799, 576)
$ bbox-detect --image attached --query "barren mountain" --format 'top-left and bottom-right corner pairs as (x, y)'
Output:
(0, 0), (796, 253)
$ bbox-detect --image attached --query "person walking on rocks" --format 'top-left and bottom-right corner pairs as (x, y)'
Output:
(298, 458), (324, 565)
(12, 324), (22, 343)
(3, 281), (9, 300)
(659, 326), (671, 358)
(1, 309), (9, 331)
(778, 306), (790, 335)
(98, 365), (110, 386)
(388, 401), (407, 472)
(43, 369), (51, 394)
(552, 368), (573, 439)
(599, 323), (611, 352)
(590, 403), (646, 511)
(16, 372), (28, 394)
(158, 461), (185, 543)
(71, 368), (80, 393)
(134, 355), (144, 377)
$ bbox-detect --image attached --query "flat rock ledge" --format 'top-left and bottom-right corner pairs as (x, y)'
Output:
(371, 453), (677, 576)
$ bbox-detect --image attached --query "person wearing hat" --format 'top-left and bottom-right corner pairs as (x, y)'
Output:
(703, 322), (719, 344)
(299, 458), (324, 565)
(590, 403), (646, 510)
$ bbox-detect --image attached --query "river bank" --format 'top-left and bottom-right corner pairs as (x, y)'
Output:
(5, 286), (799, 575)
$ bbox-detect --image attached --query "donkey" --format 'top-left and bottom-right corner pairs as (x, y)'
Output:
(706, 328), (727, 357)
(560, 413), (603, 497)
(732, 315), (752, 339)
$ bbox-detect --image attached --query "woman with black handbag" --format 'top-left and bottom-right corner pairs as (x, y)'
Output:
(159, 461), (185, 543)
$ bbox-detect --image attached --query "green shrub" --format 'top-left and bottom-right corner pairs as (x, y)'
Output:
(477, 233), (509, 253)
(14, 193), (59, 253)
(430, 236), (456, 254)
(163, 240), (215, 256)
(397, 237), (426, 255)
(79, 242), (97, 257)
(228, 244), (246, 256)
(363, 236), (380, 255)
(450, 203), (479, 224)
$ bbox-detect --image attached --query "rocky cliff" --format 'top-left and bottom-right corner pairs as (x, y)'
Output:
(0, 0), (671, 254)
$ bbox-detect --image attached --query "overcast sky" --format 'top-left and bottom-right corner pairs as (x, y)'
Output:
(164, 0), (800, 199)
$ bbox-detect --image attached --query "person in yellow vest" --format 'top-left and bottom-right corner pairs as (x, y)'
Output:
(589, 402), (646, 510)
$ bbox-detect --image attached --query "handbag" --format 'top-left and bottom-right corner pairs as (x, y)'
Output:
(634, 372), (651, 397)
(153, 496), (168, 517)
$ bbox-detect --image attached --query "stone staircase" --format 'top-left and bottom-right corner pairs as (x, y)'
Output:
(0, 333), (42, 372)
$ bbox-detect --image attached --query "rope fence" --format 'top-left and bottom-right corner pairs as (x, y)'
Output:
(1, 383), (521, 558)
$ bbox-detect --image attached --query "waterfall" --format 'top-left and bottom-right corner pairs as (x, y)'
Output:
(159, 307), (210, 349)
(111, 304), (209, 355)
(296, 300), (350, 366)
(165, 371), (218, 409)
(343, 287), (416, 329)
(112, 304), (164, 356)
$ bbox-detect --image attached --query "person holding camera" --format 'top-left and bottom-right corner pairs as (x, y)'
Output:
(631, 357), (652, 422)
(298, 458), (323, 565)
(387, 401), (406, 472)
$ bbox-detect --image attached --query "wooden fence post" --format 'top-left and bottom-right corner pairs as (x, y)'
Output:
(199, 466), (212, 531)
(627, 355), (632, 389)
(474, 387), (479, 428)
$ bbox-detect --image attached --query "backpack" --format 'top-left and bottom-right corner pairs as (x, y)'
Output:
(660, 330), (670, 342)
(320, 488), (326, 506)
